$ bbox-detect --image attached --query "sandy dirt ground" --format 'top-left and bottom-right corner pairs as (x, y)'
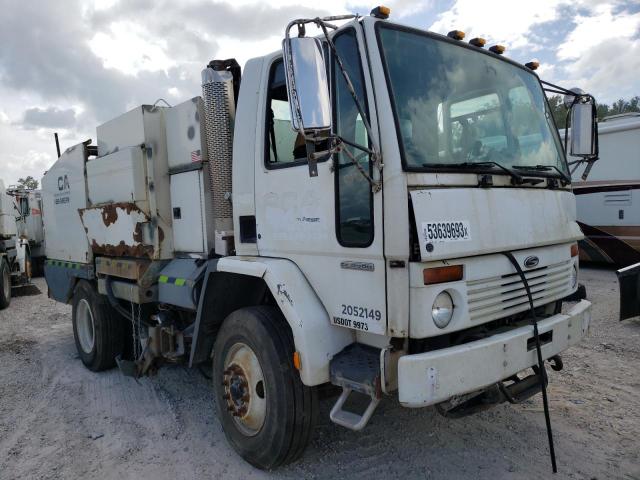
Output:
(0, 267), (639, 480)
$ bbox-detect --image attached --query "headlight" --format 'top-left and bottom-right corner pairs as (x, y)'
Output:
(432, 291), (454, 329)
(571, 264), (578, 290)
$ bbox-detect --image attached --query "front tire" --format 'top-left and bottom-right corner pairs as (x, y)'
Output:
(0, 258), (11, 309)
(212, 306), (318, 470)
(72, 280), (125, 371)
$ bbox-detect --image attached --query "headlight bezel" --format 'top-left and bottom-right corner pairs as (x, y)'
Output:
(432, 290), (455, 329)
(571, 263), (579, 290)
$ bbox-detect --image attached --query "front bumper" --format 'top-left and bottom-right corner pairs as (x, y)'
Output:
(398, 300), (591, 407)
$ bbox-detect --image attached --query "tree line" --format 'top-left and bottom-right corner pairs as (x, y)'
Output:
(548, 95), (640, 129)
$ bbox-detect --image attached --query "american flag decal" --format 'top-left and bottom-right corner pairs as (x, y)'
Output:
(191, 150), (202, 163)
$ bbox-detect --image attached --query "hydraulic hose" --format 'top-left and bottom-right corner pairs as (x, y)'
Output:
(105, 275), (133, 321)
(502, 252), (557, 474)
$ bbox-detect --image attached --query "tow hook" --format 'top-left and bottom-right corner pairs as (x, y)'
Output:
(548, 355), (563, 372)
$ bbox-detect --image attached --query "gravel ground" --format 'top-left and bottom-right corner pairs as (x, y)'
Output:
(0, 268), (639, 480)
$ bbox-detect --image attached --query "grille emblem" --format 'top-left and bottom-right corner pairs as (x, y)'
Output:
(524, 256), (539, 269)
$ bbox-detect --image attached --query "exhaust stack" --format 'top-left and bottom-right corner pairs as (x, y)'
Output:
(201, 59), (240, 254)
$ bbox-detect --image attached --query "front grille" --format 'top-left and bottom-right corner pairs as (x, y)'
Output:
(467, 259), (573, 324)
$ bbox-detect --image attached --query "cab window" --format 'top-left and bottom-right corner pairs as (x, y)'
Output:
(265, 60), (306, 167)
(333, 28), (373, 247)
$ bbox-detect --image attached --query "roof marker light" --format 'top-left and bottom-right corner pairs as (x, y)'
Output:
(469, 37), (486, 47)
(525, 60), (540, 70)
(489, 44), (506, 55)
(447, 30), (465, 41)
(371, 6), (391, 19)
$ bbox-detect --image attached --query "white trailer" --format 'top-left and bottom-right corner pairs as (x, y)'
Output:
(0, 181), (32, 308)
(570, 113), (640, 265)
(42, 9), (597, 470)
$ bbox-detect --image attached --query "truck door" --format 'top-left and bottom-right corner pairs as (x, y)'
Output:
(254, 26), (386, 335)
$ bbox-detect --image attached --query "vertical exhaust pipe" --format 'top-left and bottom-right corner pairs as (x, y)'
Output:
(201, 59), (240, 253)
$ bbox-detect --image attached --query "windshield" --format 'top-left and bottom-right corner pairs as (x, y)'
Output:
(376, 24), (567, 175)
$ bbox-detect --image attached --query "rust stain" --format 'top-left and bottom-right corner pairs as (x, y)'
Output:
(91, 239), (154, 258)
(133, 222), (144, 244)
(101, 205), (118, 226)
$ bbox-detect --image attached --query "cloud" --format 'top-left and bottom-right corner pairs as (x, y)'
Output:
(23, 107), (77, 129)
(429, 0), (565, 47)
(557, 3), (640, 60)
(429, 0), (640, 105)
(558, 37), (640, 104)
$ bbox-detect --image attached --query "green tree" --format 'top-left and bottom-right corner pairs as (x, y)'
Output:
(546, 94), (640, 129)
(17, 176), (38, 190)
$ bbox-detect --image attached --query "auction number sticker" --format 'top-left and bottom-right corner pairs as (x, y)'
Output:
(422, 220), (471, 243)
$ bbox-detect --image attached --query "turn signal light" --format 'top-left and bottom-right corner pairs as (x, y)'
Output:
(371, 6), (391, 18)
(293, 351), (302, 370)
(469, 37), (486, 47)
(424, 265), (464, 285)
(489, 44), (506, 54)
(447, 30), (465, 41)
(571, 243), (579, 257)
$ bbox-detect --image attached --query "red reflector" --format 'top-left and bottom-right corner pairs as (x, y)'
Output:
(571, 243), (579, 257)
(423, 265), (463, 285)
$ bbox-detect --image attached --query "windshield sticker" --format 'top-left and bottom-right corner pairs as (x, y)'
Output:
(422, 221), (471, 244)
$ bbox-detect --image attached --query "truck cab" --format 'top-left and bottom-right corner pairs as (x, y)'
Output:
(234, 14), (591, 403)
(41, 9), (597, 470)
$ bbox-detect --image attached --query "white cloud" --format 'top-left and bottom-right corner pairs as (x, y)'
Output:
(557, 4), (640, 60)
(429, 0), (564, 47)
(89, 21), (176, 75)
(558, 37), (640, 104)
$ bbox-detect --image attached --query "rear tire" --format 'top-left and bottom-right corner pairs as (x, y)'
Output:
(212, 306), (318, 470)
(0, 258), (11, 309)
(72, 280), (125, 371)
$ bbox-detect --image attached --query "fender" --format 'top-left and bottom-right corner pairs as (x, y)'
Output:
(194, 256), (354, 386)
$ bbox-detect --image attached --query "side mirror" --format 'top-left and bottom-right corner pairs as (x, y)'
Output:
(283, 36), (331, 134)
(283, 35), (332, 177)
(569, 102), (597, 157)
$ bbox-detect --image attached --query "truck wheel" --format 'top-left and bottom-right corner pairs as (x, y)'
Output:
(212, 306), (318, 470)
(72, 280), (124, 371)
(0, 258), (11, 309)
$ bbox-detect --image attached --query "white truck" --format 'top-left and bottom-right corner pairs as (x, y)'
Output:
(6, 187), (46, 274)
(41, 8), (598, 470)
(0, 181), (33, 308)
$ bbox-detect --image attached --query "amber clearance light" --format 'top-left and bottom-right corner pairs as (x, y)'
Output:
(423, 265), (464, 285)
(571, 243), (579, 257)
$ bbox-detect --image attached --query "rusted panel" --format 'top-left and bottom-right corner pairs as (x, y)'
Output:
(91, 239), (154, 258)
(80, 203), (157, 259)
(95, 256), (151, 281)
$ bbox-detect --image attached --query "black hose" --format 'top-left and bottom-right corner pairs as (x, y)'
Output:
(502, 252), (557, 474)
(104, 275), (133, 321)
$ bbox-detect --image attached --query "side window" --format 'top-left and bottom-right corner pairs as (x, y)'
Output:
(265, 60), (305, 167)
(334, 28), (373, 247)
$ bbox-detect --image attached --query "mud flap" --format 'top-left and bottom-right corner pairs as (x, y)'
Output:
(617, 262), (640, 321)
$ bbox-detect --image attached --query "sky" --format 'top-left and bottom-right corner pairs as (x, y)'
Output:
(0, 0), (639, 186)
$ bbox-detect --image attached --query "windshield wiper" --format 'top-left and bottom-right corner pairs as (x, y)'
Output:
(423, 161), (524, 184)
(512, 165), (571, 184)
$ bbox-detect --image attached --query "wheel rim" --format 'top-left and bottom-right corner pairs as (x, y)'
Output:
(222, 342), (267, 436)
(76, 299), (95, 354)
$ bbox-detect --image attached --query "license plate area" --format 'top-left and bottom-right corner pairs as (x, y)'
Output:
(527, 330), (553, 351)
